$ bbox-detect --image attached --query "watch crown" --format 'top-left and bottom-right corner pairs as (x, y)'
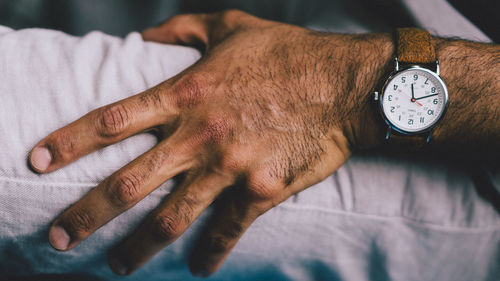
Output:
(373, 91), (379, 101)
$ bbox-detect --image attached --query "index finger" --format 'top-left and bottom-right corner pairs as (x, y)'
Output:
(29, 83), (177, 173)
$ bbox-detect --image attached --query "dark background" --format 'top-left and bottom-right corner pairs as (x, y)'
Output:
(0, 0), (496, 41)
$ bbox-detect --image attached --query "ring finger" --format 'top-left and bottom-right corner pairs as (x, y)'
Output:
(108, 172), (232, 275)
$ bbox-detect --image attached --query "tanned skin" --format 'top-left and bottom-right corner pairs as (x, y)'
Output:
(27, 10), (499, 277)
(351, 34), (500, 155)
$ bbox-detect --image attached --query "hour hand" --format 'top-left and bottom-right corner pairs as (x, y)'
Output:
(411, 83), (415, 99)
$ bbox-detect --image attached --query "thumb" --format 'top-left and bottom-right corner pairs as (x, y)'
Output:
(142, 10), (254, 51)
(142, 14), (210, 49)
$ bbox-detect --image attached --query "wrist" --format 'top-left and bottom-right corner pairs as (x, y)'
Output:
(333, 33), (394, 151)
(300, 31), (394, 156)
(310, 29), (500, 159)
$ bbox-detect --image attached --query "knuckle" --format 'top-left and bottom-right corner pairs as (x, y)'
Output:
(205, 235), (232, 253)
(150, 214), (182, 242)
(63, 209), (95, 239)
(168, 14), (191, 26)
(220, 221), (244, 240)
(220, 9), (246, 22)
(97, 103), (131, 137)
(167, 15), (184, 26)
(203, 221), (243, 253)
(149, 193), (197, 242)
(173, 73), (212, 109)
(246, 171), (282, 199)
(48, 130), (76, 162)
(107, 172), (143, 208)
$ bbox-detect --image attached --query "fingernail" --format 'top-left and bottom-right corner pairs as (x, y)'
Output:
(109, 256), (129, 275)
(48, 225), (70, 251)
(31, 146), (52, 171)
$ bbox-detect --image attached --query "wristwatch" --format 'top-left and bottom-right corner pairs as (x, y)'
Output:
(374, 28), (448, 143)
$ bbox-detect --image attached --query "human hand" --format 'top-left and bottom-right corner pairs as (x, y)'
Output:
(29, 10), (391, 276)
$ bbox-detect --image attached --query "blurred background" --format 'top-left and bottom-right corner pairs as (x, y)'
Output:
(0, 0), (496, 41)
(0, 0), (405, 37)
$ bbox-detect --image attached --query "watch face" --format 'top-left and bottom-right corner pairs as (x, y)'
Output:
(381, 66), (448, 134)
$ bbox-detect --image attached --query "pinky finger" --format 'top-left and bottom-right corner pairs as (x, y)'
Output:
(188, 190), (262, 277)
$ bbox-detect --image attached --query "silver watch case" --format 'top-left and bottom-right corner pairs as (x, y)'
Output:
(374, 57), (449, 142)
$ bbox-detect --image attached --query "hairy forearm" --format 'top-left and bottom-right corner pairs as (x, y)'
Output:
(328, 32), (500, 156)
(432, 38), (500, 153)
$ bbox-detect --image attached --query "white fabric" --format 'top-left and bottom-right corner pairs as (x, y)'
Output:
(0, 14), (499, 281)
(400, 0), (491, 43)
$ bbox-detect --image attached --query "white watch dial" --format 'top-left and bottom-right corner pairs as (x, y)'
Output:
(381, 67), (448, 133)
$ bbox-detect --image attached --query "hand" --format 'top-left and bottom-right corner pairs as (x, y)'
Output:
(29, 10), (390, 276)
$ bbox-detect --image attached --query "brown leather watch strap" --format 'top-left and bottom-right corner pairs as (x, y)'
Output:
(386, 132), (428, 151)
(397, 27), (436, 65)
(386, 28), (437, 147)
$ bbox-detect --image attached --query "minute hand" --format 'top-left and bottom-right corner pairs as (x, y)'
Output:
(415, 93), (438, 100)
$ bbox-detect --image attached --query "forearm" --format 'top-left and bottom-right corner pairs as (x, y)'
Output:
(432, 38), (499, 153)
(328, 33), (500, 156)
